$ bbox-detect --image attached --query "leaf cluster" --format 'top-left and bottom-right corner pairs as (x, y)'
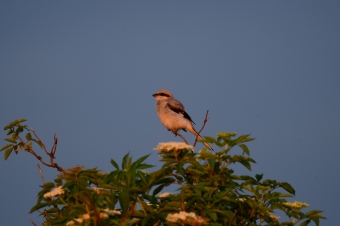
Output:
(1, 121), (326, 225)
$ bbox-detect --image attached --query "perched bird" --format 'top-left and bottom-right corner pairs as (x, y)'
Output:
(152, 89), (213, 150)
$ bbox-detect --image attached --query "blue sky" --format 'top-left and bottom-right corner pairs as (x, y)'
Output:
(1, 1), (339, 225)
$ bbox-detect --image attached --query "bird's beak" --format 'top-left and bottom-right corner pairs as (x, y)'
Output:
(152, 93), (157, 97)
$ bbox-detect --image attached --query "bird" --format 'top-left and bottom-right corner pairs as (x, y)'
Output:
(152, 89), (213, 150)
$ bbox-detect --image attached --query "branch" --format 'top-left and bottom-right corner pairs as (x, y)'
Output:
(29, 220), (37, 226)
(119, 203), (136, 226)
(229, 210), (238, 226)
(16, 130), (66, 173)
(175, 132), (189, 144)
(31, 128), (49, 156)
(37, 164), (46, 184)
(193, 110), (210, 147)
(82, 185), (104, 226)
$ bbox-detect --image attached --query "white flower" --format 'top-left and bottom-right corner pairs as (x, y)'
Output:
(166, 211), (197, 223)
(270, 214), (280, 221)
(102, 208), (121, 215)
(193, 216), (208, 224)
(283, 201), (310, 209)
(66, 214), (90, 225)
(43, 186), (64, 198)
(100, 212), (108, 219)
(82, 214), (90, 220)
(90, 187), (102, 194)
(156, 192), (171, 198)
(154, 142), (194, 152)
(237, 198), (246, 202)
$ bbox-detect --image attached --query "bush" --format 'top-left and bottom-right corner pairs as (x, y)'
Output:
(1, 119), (326, 225)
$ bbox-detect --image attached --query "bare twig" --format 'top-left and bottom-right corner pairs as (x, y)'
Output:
(37, 164), (46, 184)
(174, 132), (189, 144)
(16, 130), (66, 173)
(51, 133), (58, 155)
(82, 185), (104, 226)
(193, 110), (210, 147)
(43, 209), (51, 219)
(31, 128), (49, 156)
(29, 220), (37, 226)
(229, 210), (239, 226)
(119, 203), (136, 226)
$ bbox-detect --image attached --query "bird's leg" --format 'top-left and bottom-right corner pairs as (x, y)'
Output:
(174, 131), (189, 144)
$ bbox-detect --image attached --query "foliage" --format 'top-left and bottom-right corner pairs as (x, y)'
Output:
(1, 119), (326, 225)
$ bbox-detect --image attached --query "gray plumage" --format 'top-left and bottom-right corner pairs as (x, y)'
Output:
(152, 89), (213, 150)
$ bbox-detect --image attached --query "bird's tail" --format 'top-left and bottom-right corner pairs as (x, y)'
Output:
(187, 127), (213, 151)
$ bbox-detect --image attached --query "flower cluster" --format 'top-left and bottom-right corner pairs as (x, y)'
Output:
(166, 211), (207, 224)
(102, 208), (121, 216)
(154, 142), (194, 152)
(43, 186), (64, 198)
(283, 201), (310, 209)
(66, 214), (90, 225)
(156, 192), (172, 198)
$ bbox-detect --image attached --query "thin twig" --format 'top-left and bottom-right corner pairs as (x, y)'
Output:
(29, 220), (37, 226)
(16, 131), (65, 173)
(229, 210), (239, 226)
(82, 185), (104, 226)
(51, 133), (58, 155)
(193, 110), (210, 147)
(119, 203), (136, 226)
(37, 164), (46, 184)
(175, 132), (189, 144)
(30, 128), (49, 156)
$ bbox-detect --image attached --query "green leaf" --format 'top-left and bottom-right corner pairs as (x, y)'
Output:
(281, 182), (295, 195)
(152, 184), (165, 196)
(305, 210), (323, 217)
(299, 219), (311, 226)
(207, 212), (218, 221)
(238, 159), (252, 171)
(311, 213), (326, 220)
(50, 217), (67, 224)
(119, 190), (130, 215)
(29, 201), (50, 213)
(4, 118), (27, 130)
(234, 134), (255, 143)
(45, 208), (60, 213)
(137, 163), (154, 169)
(122, 152), (130, 170)
(216, 132), (237, 138)
(129, 186), (144, 193)
(26, 132), (32, 140)
(37, 140), (45, 149)
(4, 137), (17, 144)
(6, 129), (14, 135)
(203, 136), (216, 143)
(238, 144), (250, 155)
(0, 144), (13, 152)
(110, 159), (119, 170)
(176, 162), (184, 174)
(43, 182), (56, 189)
(16, 127), (24, 133)
(62, 181), (75, 189)
(255, 174), (263, 182)
(310, 217), (319, 226)
(4, 147), (13, 160)
(131, 154), (151, 171)
(208, 156), (216, 169)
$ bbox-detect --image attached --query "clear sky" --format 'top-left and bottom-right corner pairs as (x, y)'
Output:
(1, 1), (339, 225)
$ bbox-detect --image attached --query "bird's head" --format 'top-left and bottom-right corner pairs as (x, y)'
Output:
(152, 89), (173, 101)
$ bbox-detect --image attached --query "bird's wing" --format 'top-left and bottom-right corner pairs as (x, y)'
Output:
(167, 98), (196, 125)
